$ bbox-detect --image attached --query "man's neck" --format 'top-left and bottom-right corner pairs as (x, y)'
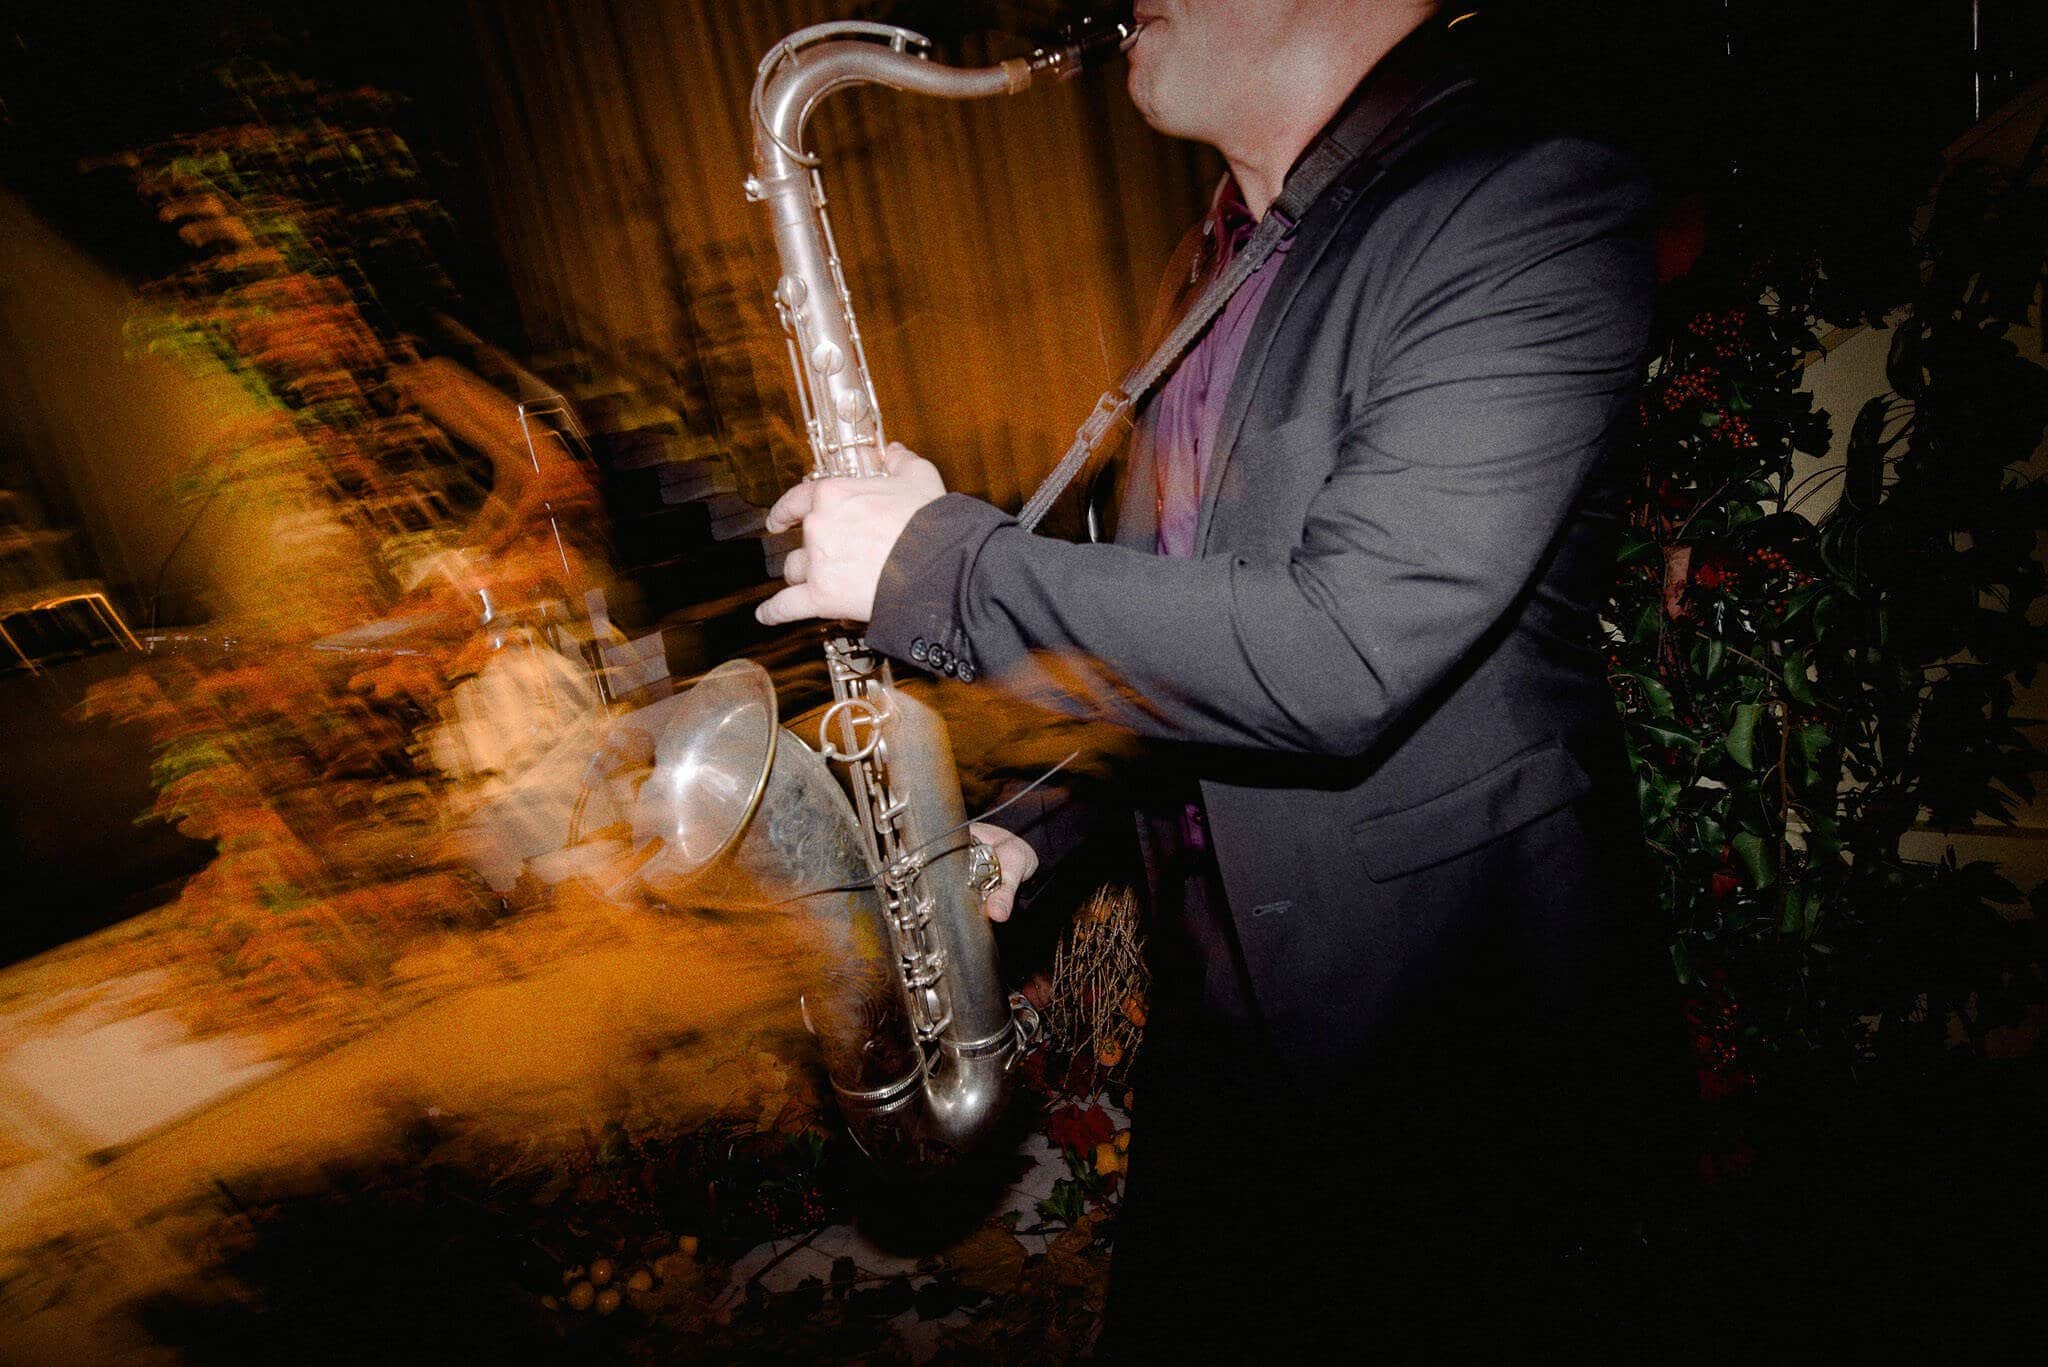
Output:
(1222, 7), (1439, 221)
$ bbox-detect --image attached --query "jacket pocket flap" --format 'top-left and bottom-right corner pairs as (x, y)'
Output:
(1351, 740), (1592, 882)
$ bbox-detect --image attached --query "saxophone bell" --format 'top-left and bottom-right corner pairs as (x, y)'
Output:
(631, 659), (1032, 1171)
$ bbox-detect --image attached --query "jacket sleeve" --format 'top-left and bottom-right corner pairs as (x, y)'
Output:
(867, 138), (1653, 758)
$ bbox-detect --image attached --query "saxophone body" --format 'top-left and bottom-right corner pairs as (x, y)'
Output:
(635, 16), (1131, 1168)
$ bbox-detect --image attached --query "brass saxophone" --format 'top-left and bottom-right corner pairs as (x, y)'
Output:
(631, 15), (1134, 1168)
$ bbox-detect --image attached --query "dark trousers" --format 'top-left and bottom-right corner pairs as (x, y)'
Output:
(1099, 1025), (1674, 1362)
(1098, 809), (1683, 1362)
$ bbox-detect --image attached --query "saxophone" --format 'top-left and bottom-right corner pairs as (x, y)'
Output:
(631, 14), (1135, 1169)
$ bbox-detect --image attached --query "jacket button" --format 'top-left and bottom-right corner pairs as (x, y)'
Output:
(910, 637), (928, 662)
(957, 663), (976, 683)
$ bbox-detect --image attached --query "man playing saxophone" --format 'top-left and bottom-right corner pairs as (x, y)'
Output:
(758, 0), (1666, 1356)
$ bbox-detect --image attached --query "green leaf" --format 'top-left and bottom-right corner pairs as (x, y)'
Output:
(1725, 702), (1764, 770)
(1732, 786), (1772, 836)
(1623, 673), (1676, 718)
(1795, 721), (1837, 790)
(1780, 583), (1826, 627)
(1797, 722), (1832, 766)
(1804, 810), (1843, 858)
(1701, 637), (1727, 682)
(1732, 831), (1778, 888)
(1817, 520), (1858, 582)
(1782, 648), (1816, 705)
(1843, 396), (1892, 512)
(1034, 1178), (1086, 1228)
(1618, 535), (1659, 565)
(1885, 321), (1926, 400)
(1780, 883), (1819, 938)
(1637, 766), (1681, 826)
(1632, 718), (1701, 753)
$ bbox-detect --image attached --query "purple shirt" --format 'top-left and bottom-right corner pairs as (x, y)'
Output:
(1149, 180), (1293, 866)
(1151, 180), (1294, 559)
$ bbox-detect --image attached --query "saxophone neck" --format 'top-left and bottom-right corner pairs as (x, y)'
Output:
(751, 24), (1006, 181)
(750, 17), (1138, 180)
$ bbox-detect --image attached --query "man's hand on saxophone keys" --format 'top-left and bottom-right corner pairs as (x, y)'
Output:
(756, 442), (946, 627)
(968, 821), (1039, 923)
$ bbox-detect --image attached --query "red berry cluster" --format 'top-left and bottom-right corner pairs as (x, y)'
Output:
(1685, 308), (1752, 361)
(1712, 411), (1759, 448)
(1685, 982), (1758, 1102)
(1693, 555), (1738, 591)
(1747, 547), (1793, 577)
(745, 1184), (830, 1236)
(1658, 366), (1722, 413)
(1743, 548), (1801, 618)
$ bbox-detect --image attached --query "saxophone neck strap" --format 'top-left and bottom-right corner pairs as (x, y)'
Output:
(1015, 16), (1478, 534)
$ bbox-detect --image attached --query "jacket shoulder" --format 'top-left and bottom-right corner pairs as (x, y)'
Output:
(1322, 103), (1654, 327)
(1358, 101), (1653, 243)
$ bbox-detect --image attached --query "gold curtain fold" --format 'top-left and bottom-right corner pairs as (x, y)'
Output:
(464, 0), (1216, 512)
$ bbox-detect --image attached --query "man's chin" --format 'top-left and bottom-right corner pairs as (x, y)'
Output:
(1126, 85), (1200, 142)
(1125, 64), (1184, 139)
(1124, 66), (1158, 127)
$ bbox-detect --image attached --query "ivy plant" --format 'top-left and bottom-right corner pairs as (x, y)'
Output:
(1609, 128), (2048, 1079)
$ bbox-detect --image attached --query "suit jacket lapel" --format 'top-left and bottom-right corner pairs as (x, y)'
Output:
(1192, 182), (1362, 555)
(1188, 24), (1480, 556)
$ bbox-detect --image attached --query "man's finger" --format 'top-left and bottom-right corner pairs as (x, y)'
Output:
(879, 441), (915, 476)
(971, 823), (1038, 884)
(780, 546), (810, 585)
(984, 884), (1018, 923)
(755, 581), (822, 626)
(764, 480), (817, 535)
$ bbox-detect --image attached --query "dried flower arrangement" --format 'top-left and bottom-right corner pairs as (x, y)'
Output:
(1042, 886), (1148, 1096)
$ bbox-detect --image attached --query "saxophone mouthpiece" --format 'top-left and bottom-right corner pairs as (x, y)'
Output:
(1026, 8), (1140, 81)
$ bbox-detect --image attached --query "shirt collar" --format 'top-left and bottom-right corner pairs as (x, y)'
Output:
(1202, 175), (1263, 268)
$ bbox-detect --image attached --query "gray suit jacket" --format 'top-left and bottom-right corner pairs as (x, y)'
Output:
(868, 72), (1656, 1078)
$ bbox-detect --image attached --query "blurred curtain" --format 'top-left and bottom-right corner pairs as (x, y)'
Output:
(464, 0), (1217, 513)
